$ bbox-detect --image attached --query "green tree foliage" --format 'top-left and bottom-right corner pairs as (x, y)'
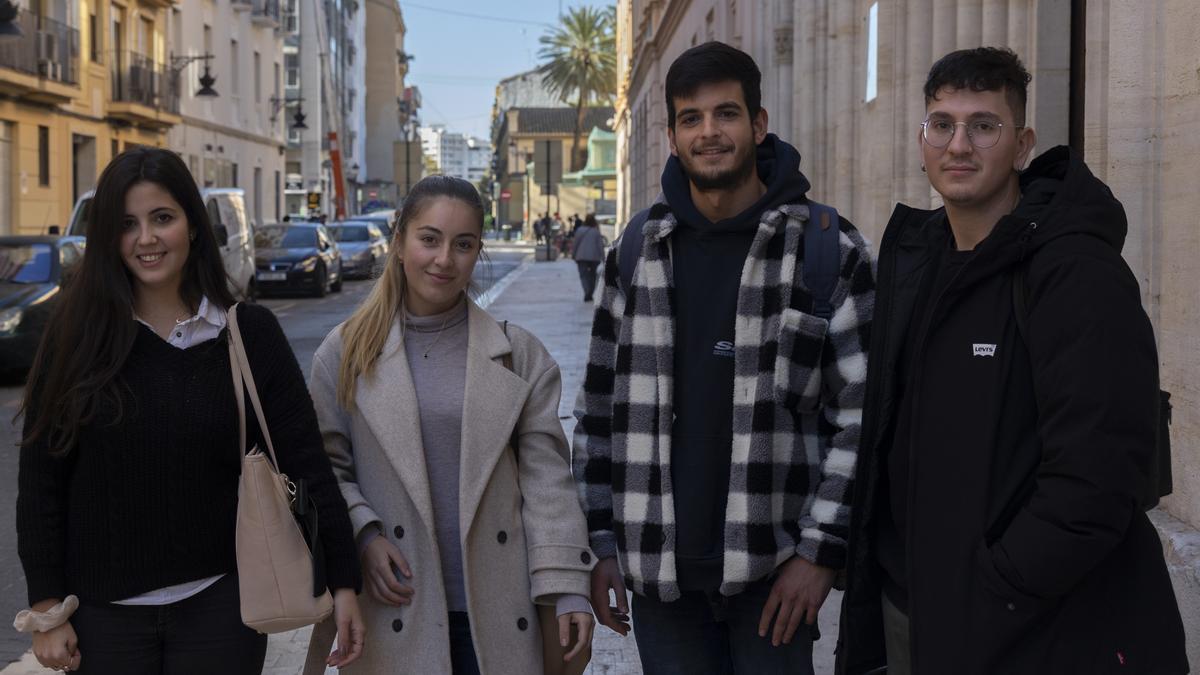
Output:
(538, 5), (617, 171)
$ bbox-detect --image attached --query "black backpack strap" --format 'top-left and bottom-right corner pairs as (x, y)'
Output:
(803, 200), (842, 321)
(618, 208), (651, 297)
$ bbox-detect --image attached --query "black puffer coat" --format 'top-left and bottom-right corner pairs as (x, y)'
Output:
(836, 146), (1188, 675)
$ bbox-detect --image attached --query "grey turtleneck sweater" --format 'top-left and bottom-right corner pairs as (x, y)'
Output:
(399, 298), (589, 617)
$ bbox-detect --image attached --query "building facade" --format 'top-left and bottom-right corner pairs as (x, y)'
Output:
(281, 0), (357, 218)
(166, 0), (285, 228)
(359, 0), (405, 209)
(0, 0), (179, 235)
(418, 124), (490, 185)
(616, 0), (1200, 661)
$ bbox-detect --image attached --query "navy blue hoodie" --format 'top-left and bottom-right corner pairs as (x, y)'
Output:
(664, 134), (813, 592)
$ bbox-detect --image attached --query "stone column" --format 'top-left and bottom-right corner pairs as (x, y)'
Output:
(1007, 0), (1031, 64)
(933, 0), (959, 60)
(982, 0), (1008, 45)
(773, 0), (795, 141)
(957, 0), (983, 47)
(905, 0), (935, 207)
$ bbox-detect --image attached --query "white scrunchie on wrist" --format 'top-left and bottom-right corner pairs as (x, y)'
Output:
(13, 596), (79, 633)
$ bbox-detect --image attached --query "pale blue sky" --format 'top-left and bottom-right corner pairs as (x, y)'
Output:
(401, 0), (608, 140)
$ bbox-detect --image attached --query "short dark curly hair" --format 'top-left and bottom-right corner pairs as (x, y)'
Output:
(665, 41), (762, 131)
(924, 47), (1032, 125)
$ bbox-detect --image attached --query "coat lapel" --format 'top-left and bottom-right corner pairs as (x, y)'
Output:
(356, 319), (438, 538)
(458, 301), (529, 538)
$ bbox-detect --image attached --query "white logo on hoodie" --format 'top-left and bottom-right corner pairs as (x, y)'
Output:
(973, 343), (998, 357)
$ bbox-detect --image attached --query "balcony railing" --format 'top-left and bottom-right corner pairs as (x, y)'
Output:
(0, 10), (80, 86)
(111, 52), (180, 114)
(252, 0), (281, 26)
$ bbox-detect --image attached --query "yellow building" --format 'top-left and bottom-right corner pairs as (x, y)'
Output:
(0, 0), (179, 236)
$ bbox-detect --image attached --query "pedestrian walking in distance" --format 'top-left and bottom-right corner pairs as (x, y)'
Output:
(836, 47), (1189, 675)
(303, 175), (596, 675)
(15, 147), (364, 674)
(574, 41), (875, 675)
(570, 214), (605, 302)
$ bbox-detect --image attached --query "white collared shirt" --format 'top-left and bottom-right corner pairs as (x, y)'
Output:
(116, 297), (229, 606)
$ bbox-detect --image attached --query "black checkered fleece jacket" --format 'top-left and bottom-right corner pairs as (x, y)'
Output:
(573, 198), (876, 602)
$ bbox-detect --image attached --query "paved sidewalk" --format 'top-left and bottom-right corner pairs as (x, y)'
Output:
(2, 258), (842, 674)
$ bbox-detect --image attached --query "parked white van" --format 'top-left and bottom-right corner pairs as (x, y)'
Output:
(68, 188), (258, 300)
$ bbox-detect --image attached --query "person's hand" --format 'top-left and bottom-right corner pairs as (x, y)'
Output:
(362, 536), (414, 606)
(31, 615), (81, 672)
(558, 611), (595, 662)
(757, 556), (836, 647)
(327, 588), (365, 668)
(589, 557), (630, 636)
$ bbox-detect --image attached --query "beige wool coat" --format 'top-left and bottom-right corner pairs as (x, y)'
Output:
(302, 300), (595, 675)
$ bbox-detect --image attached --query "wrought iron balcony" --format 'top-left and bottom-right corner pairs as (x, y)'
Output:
(0, 10), (80, 102)
(108, 51), (181, 127)
(252, 0), (280, 27)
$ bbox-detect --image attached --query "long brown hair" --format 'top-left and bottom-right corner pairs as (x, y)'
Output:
(336, 175), (484, 408)
(19, 147), (236, 455)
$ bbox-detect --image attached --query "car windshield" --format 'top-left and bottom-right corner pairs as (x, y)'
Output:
(0, 244), (52, 284)
(330, 225), (370, 242)
(68, 198), (91, 237)
(254, 225), (317, 249)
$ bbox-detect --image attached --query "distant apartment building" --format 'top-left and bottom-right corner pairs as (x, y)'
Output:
(419, 124), (489, 184)
(167, 0), (285, 227)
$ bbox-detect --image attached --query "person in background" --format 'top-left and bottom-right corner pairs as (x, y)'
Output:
(15, 147), (364, 674)
(570, 214), (605, 302)
(304, 175), (595, 674)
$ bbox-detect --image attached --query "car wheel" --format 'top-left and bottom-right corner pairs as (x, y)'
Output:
(331, 263), (344, 292)
(314, 264), (329, 298)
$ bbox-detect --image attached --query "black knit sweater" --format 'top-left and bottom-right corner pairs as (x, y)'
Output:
(17, 303), (362, 605)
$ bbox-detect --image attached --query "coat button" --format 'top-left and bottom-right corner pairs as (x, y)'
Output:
(392, 619), (403, 632)
(393, 525), (404, 539)
(497, 531), (508, 544)
(581, 551), (592, 564)
(1006, 602), (1016, 611)
(517, 617), (528, 631)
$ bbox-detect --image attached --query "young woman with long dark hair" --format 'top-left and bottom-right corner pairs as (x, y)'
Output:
(301, 175), (595, 674)
(15, 147), (365, 673)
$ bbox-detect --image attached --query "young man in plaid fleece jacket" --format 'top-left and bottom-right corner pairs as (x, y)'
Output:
(573, 42), (875, 674)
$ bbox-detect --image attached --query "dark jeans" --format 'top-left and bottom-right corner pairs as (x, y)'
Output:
(576, 260), (600, 300)
(632, 577), (816, 675)
(448, 611), (481, 675)
(71, 574), (266, 675)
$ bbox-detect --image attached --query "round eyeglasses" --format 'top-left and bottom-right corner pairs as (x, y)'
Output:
(921, 117), (1022, 149)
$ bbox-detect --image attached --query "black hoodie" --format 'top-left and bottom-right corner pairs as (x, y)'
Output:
(663, 134), (812, 592)
(836, 146), (1188, 674)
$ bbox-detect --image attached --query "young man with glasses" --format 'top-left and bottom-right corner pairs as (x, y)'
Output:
(573, 42), (875, 674)
(835, 47), (1188, 675)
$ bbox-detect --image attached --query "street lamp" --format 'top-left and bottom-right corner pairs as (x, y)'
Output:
(169, 52), (219, 98)
(0, 0), (21, 40)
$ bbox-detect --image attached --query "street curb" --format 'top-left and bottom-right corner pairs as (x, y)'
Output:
(477, 257), (533, 309)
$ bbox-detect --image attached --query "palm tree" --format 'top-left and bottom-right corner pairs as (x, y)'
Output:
(537, 5), (617, 172)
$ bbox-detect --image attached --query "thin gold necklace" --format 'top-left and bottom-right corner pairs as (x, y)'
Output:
(417, 310), (452, 359)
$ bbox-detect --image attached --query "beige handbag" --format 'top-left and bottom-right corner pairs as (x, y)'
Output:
(227, 305), (334, 634)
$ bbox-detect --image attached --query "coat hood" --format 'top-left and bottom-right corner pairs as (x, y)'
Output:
(660, 133), (812, 233)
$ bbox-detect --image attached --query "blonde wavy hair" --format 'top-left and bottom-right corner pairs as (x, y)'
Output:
(336, 175), (485, 408)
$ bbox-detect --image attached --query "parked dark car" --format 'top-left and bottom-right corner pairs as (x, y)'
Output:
(329, 221), (389, 279)
(353, 212), (395, 241)
(0, 236), (86, 375)
(253, 223), (343, 297)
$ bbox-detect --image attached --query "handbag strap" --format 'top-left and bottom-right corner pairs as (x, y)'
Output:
(226, 304), (281, 470)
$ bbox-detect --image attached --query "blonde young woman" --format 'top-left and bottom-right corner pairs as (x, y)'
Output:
(302, 175), (595, 674)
